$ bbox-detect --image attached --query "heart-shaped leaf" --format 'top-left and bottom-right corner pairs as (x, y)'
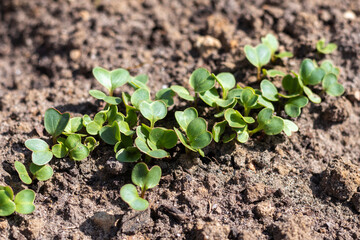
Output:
(261, 33), (278, 56)
(135, 137), (169, 159)
(240, 88), (259, 115)
(186, 118), (212, 149)
(120, 184), (149, 211)
(224, 109), (247, 128)
(131, 88), (150, 110)
(199, 88), (235, 108)
(14, 189), (36, 214)
(261, 79), (279, 101)
(52, 142), (68, 158)
(64, 117), (83, 134)
(283, 119), (298, 136)
(89, 89), (122, 105)
(175, 107), (198, 132)
(139, 101), (167, 128)
(170, 85), (195, 101)
(99, 121), (121, 145)
(174, 128), (197, 152)
(236, 128), (249, 143)
(284, 96), (309, 118)
(155, 88), (175, 107)
(106, 105), (125, 125)
(0, 189), (16, 216)
(320, 60), (340, 76)
(128, 74), (150, 90)
(44, 108), (70, 138)
(263, 69), (286, 78)
(316, 39), (337, 54)
(92, 67), (130, 93)
(64, 134), (89, 161)
(282, 74), (302, 95)
(116, 147), (141, 162)
(149, 128), (177, 149)
(303, 86), (321, 103)
(322, 73), (345, 97)
(189, 68), (215, 93)
(132, 163), (161, 191)
(25, 139), (53, 165)
(212, 121), (227, 143)
(257, 108), (284, 135)
(0, 186), (14, 200)
(84, 136), (99, 151)
(244, 44), (271, 68)
(29, 163), (53, 181)
(215, 72), (236, 98)
(299, 59), (325, 85)
(14, 161), (32, 184)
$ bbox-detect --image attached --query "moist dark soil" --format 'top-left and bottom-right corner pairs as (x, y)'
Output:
(1, 0), (360, 239)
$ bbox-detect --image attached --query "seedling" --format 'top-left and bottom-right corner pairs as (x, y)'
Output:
(170, 85), (195, 101)
(92, 67), (130, 96)
(320, 60), (340, 76)
(322, 73), (345, 96)
(244, 44), (271, 80)
(224, 108), (255, 143)
(283, 119), (299, 136)
(85, 110), (107, 135)
(0, 186), (35, 216)
(214, 72), (236, 99)
(120, 162), (161, 211)
(262, 69), (286, 78)
(44, 108), (70, 143)
(155, 88), (175, 107)
(99, 121), (121, 145)
(139, 100), (167, 128)
(174, 111), (212, 156)
(284, 96), (309, 118)
(60, 134), (90, 161)
(248, 108), (284, 136)
(212, 120), (227, 143)
(89, 89), (122, 105)
(130, 88), (150, 110)
(64, 117), (84, 134)
(316, 39), (337, 54)
(199, 88), (236, 108)
(25, 139), (53, 165)
(238, 87), (259, 116)
(189, 68), (216, 93)
(14, 161), (53, 184)
(128, 74), (149, 90)
(261, 33), (293, 61)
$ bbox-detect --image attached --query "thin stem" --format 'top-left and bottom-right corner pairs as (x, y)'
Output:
(150, 121), (155, 129)
(248, 126), (262, 136)
(222, 89), (228, 100)
(52, 136), (57, 145)
(257, 67), (261, 81)
(244, 107), (250, 117)
(194, 93), (199, 108)
(271, 54), (275, 63)
(109, 89), (114, 97)
(140, 188), (146, 199)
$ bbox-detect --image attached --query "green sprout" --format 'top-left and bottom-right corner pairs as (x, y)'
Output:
(261, 33), (293, 62)
(92, 67), (130, 96)
(0, 186), (35, 216)
(25, 139), (53, 165)
(52, 134), (90, 161)
(139, 100), (167, 128)
(174, 108), (212, 156)
(248, 108), (284, 136)
(224, 108), (255, 143)
(89, 89), (122, 105)
(64, 117), (84, 135)
(130, 88), (151, 110)
(316, 38), (337, 54)
(322, 73), (345, 96)
(44, 108), (70, 144)
(262, 69), (286, 78)
(320, 60), (340, 76)
(120, 162), (161, 211)
(244, 44), (271, 80)
(239, 87), (259, 116)
(15, 161), (53, 184)
(155, 88), (175, 107)
(170, 85), (195, 101)
(189, 68), (216, 94)
(128, 74), (149, 90)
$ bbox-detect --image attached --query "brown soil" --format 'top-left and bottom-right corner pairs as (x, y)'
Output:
(1, 0), (360, 239)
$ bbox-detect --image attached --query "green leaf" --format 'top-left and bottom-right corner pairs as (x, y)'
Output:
(261, 79), (279, 101)
(224, 109), (247, 128)
(283, 120), (298, 136)
(261, 33), (279, 55)
(303, 86), (321, 103)
(131, 88), (150, 110)
(0, 189), (16, 216)
(322, 73), (345, 96)
(120, 184), (149, 211)
(300, 59), (325, 85)
(200, 88), (235, 108)
(170, 85), (195, 101)
(212, 121), (227, 143)
(174, 128), (197, 152)
(89, 89), (122, 105)
(64, 135), (89, 161)
(282, 74), (302, 95)
(155, 88), (175, 107)
(236, 128), (249, 143)
(284, 96), (309, 118)
(93, 67), (130, 92)
(316, 39), (337, 54)
(52, 142), (68, 158)
(99, 121), (121, 145)
(82, 115), (92, 126)
(240, 88), (259, 109)
(139, 101), (167, 128)
(0, 186), (14, 200)
(106, 105), (125, 125)
(116, 147), (141, 162)
(84, 137), (99, 152)
(44, 108), (70, 138)
(256, 95), (274, 110)
(29, 163), (53, 181)
(14, 189), (36, 214)
(320, 60), (340, 76)
(215, 72), (236, 97)
(244, 44), (271, 68)
(135, 137), (169, 159)
(64, 117), (83, 133)
(149, 128), (177, 149)
(189, 68), (215, 93)
(132, 163), (161, 191)
(25, 139), (53, 165)
(263, 69), (286, 77)
(257, 108), (284, 135)
(14, 161), (32, 184)
(175, 107), (198, 132)
(274, 51), (293, 59)
(186, 118), (212, 149)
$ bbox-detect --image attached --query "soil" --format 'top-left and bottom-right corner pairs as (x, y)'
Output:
(1, 0), (360, 239)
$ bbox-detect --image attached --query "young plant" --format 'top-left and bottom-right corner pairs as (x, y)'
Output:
(25, 139), (53, 165)
(248, 108), (284, 136)
(120, 162), (161, 211)
(174, 108), (212, 156)
(89, 89), (122, 105)
(92, 67), (130, 96)
(155, 88), (175, 107)
(316, 39), (337, 54)
(224, 108), (255, 143)
(44, 108), (70, 143)
(170, 85), (195, 101)
(0, 186), (35, 216)
(261, 33), (293, 61)
(244, 44), (271, 80)
(322, 73), (345, 96)
(64, 117), (84, 135)
(15, 161), (53, 184)
(139, 100), (167, 128)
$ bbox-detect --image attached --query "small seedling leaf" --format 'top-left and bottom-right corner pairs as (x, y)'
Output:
(284, 96), (309, 118)
(236, 128), (249, 143)
(132, 163), (161, 191)
(149, 128), (178, 149)
(303, 86), (321, 103)
(25, 139), (53, 166)
(14, 161), (32, 184)
(170, 85), (194, 101)
(244, 44), (271, 68)
(282, 74), (302, 94)
(261, 33), (278, 55)
(215, 72), (236, 97)
(257, 108), (284, 135)
(186, 118), (212, 149)
(224, 109), (247, 128)
(155, 88), (175, 107)
(283, 119), (299, 136)
(320, 60), (340, 76)
(322, 73), (345, 96)
(131, 88), (150, 110)
(120, 184), (149, 211)
(0, 189), (16, 216)
(116, 147), (141, 162)
(175, 107), (198, 132)
(212, 121), (227, 143)
(139, 101), (167, 128)
(274, 51), (293, 59)
(174, 128), (197, 152)
(93, 67), (130, 92)
(261, 79), (279, 101)
(99, 121), (121, 145)
(316, 39), (337, 54)
(263, 69), (286, 77)
(29, 163), (53, 181)
(44, 108), (70, 138)
(64, 117), (83, 133)
(14, 189), (36, 214)
(84, 136), (99, 152)
(189, 68), (215, 93)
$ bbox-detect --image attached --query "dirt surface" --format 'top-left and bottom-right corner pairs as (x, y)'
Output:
(1, 0), (360, 239)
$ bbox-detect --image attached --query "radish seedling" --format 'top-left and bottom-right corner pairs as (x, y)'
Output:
(244, 44), (271, 80)
(44, 108), (70, 144)
(120, 162), (161, 211)
(322, 73), (345, 96)
(261, 33), (293, 61)
(0, 186), (35, 216)
(316, 39), (337, 54)
(139, 100), (167, 128)
(14, 161), (53, 184)
(25, 139), (53, 165)
(92, 67), (130, 96)
(249, 108), (284, 136)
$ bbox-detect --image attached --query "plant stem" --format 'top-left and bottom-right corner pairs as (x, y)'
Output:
(271, 54), (275, 63)
(244, 107), (250, 117)
(248, 126), (262, 136)
(150, 121), (155, 129)
(109, 89), (113, 97)
(140, 188), (146, 199)
(52, 136), (57, 145)
(257, 67), (261, 81)
(194, 93), (198, 108)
